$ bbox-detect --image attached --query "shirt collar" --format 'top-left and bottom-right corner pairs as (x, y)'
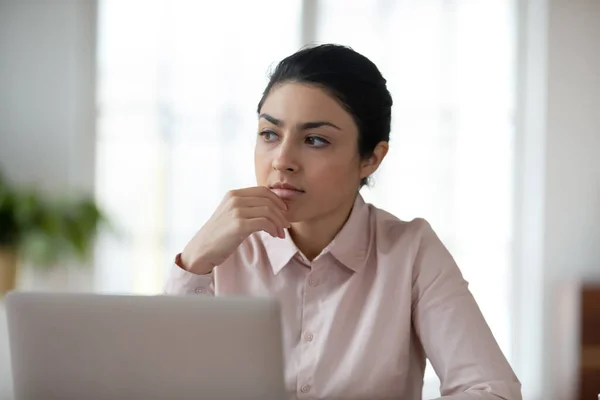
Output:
(261, 228), (300, 276)
(262, 193), (372, 275)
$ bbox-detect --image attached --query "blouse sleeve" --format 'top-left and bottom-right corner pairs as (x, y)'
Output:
(163, 253), (215, 296)
(411, 220), (522, 400)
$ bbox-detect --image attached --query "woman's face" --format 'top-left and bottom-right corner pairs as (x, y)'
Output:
(255, 83), (369, 223)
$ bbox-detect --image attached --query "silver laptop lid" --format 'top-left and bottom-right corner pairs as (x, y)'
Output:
(6, 292), (285, 400)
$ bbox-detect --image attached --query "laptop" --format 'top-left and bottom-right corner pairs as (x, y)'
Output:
(5, 291), (286, 400)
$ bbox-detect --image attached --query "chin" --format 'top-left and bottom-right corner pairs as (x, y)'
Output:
(284, 210), (302, 224)
(284, 204), (311, 224)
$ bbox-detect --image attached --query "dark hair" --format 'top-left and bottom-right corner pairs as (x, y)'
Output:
(257, 44), (393, 187)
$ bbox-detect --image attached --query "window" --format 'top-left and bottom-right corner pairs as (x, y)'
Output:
(95, 0), (302, 293)
(96, 1), (515, 397)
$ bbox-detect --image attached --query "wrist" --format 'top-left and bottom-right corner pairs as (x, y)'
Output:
(178, 252), (215, 275)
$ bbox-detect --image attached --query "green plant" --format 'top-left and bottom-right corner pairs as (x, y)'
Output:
(0, 171), (107, 268)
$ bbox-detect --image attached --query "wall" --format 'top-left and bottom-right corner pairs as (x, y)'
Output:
(0, 0), (97, 291)
(545, 0), (600, 397)
(0, 0), (96, 194)
(545, 0), (600, 280)
(514, 0), (600, 398)
(0, 1), (97, 397)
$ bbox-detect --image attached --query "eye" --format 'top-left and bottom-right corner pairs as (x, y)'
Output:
(259, 130), (279, 142)
(305, 135), (330, 148)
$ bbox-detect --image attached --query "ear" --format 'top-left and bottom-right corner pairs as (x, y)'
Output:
(359, 141), (389, 180)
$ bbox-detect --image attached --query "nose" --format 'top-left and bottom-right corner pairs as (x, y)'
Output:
(271, 139), (299, 173)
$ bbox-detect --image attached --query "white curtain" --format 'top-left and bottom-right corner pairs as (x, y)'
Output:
(96, 1), (515, 397)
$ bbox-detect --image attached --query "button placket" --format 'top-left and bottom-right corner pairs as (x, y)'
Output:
(303, 273), (318, 345)
(296, 271), (320, 397)
(194, 286), (205, 294)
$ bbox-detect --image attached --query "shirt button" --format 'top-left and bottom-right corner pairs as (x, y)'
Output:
(308, 279), (319, 287)
(304, 333), (314, 342)
(194, 287), (205, 294)
(300, 384), (311, 393)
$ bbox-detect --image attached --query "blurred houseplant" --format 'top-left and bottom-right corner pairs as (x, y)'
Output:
(0, 171), (106, 296)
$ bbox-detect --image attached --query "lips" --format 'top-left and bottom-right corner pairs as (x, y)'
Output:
(270, 188), (304, 200)
(269, 183), (304, 200)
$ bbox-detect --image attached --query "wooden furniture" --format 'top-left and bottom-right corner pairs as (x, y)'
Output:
(580, 286), (600, 400)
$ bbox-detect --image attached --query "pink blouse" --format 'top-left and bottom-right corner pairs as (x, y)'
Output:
(164, 194), (521, 399)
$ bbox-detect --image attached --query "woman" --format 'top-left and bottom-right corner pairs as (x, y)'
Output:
(164, 44), (521, 400)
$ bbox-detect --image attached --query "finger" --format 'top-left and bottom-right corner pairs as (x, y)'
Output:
(259, 187), (289, 211)
(237, 206), (288, 238)
(231, 197), (290, 229)
(243, 217), (280, 238)
(237, 205), (288, 229)
(233, 187), (288, 211)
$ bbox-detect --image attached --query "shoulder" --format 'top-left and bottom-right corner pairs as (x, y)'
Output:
(368, 202), (436, 253)
(368, 203), (460, 287)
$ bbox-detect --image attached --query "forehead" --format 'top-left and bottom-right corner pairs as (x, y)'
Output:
(259, 83), (355, 128)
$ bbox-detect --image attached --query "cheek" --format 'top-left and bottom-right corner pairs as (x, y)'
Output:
(306, 156), (361, 187)
(254, 147), (270, 183)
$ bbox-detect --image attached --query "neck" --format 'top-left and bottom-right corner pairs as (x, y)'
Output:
(289, 194), (357, 261)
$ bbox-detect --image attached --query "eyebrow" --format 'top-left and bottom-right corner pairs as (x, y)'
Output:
(259, 113), (341, 131)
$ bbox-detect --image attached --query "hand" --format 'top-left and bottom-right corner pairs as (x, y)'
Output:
(180, 186), (289, 275)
